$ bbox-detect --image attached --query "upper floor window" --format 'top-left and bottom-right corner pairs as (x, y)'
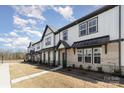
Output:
(63, 30), (68, 40)
(36, 43), (40, 49)
(37, 46), (40, 49)
(45, 37), (51, 46)
(88, 18), (97, 34)
(79, 23), (87, 36)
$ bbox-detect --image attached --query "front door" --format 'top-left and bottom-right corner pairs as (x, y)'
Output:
(48, 51), (50, 65)
(62, 52), (67, 68)
(44, 53), (45, 63)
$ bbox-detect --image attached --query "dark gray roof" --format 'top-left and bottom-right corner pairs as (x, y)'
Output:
(55, 5), (117, 34)
(56, 40), (70, 49)
(72, 35), (110, 48)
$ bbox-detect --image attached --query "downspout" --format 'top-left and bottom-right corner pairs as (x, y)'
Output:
(119, 5), (121, 73)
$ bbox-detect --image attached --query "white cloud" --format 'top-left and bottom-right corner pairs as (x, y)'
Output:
(13, 15), (28, 28)
(10, 32), (18, 37)
(12, 5), (46, 20)
(22, 27), (42, 37)
(0, 38), (7, 42)
(4, 43), (12, 47)
(52, 6), (75, 21)
(28, 19), (37, 25)
(13, 15), (37, 28)
(14, 37), (30, 46)
(0, 32), (30, 49)
(0, 37), (13, 43)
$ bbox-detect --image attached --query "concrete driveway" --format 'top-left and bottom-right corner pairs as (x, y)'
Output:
(0, 63), (11, 88)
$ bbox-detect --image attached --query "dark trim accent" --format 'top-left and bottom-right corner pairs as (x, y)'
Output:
(76, 45), (102, 49)
(43, 52), (45, 63)
(48, 50), (50, 64)
(56, 40), (70, 49)
(105, 44), (107, 54)
(42, 46), (55, 51)
(40, 52), (42, 63)
(58, 50), (60, 65)
(119, 5), (121, 72)
(59, 32), (60, 40)
(27, 42), (32, 48)
(40, 25), (56, 41)
(62, 49), (67, 68)
(44, 32), (53, 37)
(72, 35), (110, 48)
(55, 5), (117, 34)
(53, 32), (56, 65)
(109, 38), (124, 43)
(32, 40), (41, 46)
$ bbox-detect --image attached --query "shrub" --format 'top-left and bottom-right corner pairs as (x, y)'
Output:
(87, 66), (92, 71)
(72, 64), (75, 69)
(113, 69), (121, 76)
(97, 67), (103, 72)
(67, 66), (72, 71)
(79, 65), (83, 70)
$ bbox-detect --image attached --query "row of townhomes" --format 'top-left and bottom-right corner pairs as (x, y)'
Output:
(26, 5), (124, 76)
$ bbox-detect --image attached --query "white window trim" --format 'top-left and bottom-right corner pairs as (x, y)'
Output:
(88, 18), (98, 34)
(93, 47), (102, 64)
(63, 30), (68, 40)
(77, 49), (84, 62)
(45, 37), (51, 46)
(79, 22), (87, 36)
(84, 48), (92, 64)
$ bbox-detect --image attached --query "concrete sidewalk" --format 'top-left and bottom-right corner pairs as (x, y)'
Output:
(0, 63), (11, 88)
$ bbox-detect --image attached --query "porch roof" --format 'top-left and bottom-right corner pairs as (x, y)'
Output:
(72, 35), (110, 48)
(56, 40), (70, 49)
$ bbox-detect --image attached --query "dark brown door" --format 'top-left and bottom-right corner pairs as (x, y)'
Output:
(62, 52), (67, 68)
(44, 53), (45, 63)
(48, 51), (50, 64)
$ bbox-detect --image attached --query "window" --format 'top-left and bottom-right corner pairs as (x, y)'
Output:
(93, 48), (101, 64)
(79, 23), (87, 36)
(37, 46), (40, 49)
(45, 37), (51, 46)
(77, 49), (83, 62)
(84, 48), (92, 63)
(63, 30), (68, 40)
(88, 18), (97, 34)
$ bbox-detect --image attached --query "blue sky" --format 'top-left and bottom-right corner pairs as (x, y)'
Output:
(0, 5), (102, 51)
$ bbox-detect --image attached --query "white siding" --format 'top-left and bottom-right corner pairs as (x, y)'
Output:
(45, 28), (52, 35)
(42, 27), (55, 49)
(59, 6), (119, 46)
(43, 33), (54, 48)
(55, 33), (59, 46)
(121, 5), (124, 38)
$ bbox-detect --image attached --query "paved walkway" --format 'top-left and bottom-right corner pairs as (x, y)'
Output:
(0, 63), (11, 88)
(11, 66), (62, 84)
